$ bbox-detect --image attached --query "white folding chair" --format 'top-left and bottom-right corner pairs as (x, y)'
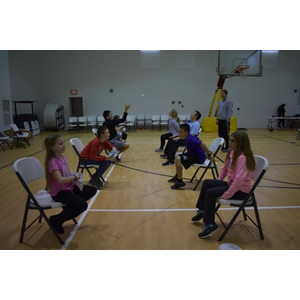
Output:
(137, 114), (145, 128)
(160, 114), (169, 130)
(78, 116), (88, 132)
(13, 157), (77, 245)
(190, 137), (225, 190)
(151, 115), (161, 130)
(97, 115), (105, 126)
(87, 116), (97, 130)
(126, 115), (137, 131)
(0, 132), (12, 152)
(144, 114), (152, 129)
(178, 115), (186, 124)
(10, 123), (31, 149)
(68, 117), (78, 132)
(69, 138), (104, 189)
(215, 155), (269, 241)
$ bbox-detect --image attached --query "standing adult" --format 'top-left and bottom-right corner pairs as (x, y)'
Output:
(216, 89), (233, 152)
(277, 103), (286, 128)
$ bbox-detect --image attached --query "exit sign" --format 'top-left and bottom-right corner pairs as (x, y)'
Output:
(70, 89), (78, 95)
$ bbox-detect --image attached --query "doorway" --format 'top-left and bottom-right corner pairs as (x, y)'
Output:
(69, 97), (83, 117)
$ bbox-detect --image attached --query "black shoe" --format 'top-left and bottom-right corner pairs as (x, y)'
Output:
(191, 210), (204, 222)
(222, 149), (229, 153)
(160, 154), (166, 158)
(162, 161), (175, 166)
(88, 179), (103, 189)
(168, 175), (178, 183)
(49, 216), (64, 234)
(115, 156), (121, 162)
(198, 223), (219, 239)
(171, 181), (186, 189)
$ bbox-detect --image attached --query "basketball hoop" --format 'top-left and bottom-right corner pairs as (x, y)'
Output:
(236, 65), (249, 79)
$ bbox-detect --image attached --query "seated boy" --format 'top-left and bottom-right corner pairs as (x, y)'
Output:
(168, 123), (214, 189)
(80, 126), (117, 188)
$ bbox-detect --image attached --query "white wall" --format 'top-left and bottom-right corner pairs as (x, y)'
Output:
(7, 50), (300, 130)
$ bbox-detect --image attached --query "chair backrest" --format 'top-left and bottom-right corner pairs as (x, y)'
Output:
(208, 137), (225, 155)
(127, 115), (136, 122)
(92, 128), (98, 137)
(97, 116), (105, 124)
(88, 116), (97, 125)
(69, 138), (85, 153)
(178, 115), (186, 124)
(13, 157), (45, 184)
(78, 116), (88, 122)
(160, 115), (169, 121)
(69, 117), (78, 122)
(138, 114), (144, 120)
(251, 155), (269, 182)
(10, 123), (19, 132)
(152, 115), (160, 121)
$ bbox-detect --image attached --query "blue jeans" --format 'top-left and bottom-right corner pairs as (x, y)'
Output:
(85, 158), (111, 180)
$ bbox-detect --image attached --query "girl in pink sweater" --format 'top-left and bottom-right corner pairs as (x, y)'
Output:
(191, 131), (255, 239)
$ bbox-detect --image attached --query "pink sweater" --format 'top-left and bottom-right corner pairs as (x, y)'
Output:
(218, 151), (252, 199)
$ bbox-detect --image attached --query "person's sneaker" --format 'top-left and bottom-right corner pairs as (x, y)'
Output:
(155, 148), (163, 152)
(191, 210), (204, 222)
(198, 223), (219, 239)
(49, 216), (64, 234)
(222, 149), (229, 153)
(115, 156), (121, 162)
(160, 154), (166, 158)
(168, 175), (178, 183)
(88, 179), (103, 189)
(171, 181), (186, 189)
(162, 161), (175, 166)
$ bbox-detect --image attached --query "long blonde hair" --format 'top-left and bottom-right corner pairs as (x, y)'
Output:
(171, 109), (180, 124)
(43, 134), (61, 189)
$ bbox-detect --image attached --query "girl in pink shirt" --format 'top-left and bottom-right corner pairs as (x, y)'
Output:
(191, 131), (255, 239)
(44, 134), (97, 234)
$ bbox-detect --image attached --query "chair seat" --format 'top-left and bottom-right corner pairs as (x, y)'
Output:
(30, 190), (64, 208)
(193, 159), (217, 168)
(218, 197), (254, 206)
(16, 132), (29, 138)
(78, 163), (99, 169)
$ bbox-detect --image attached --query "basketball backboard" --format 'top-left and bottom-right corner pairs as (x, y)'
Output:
(218, 50), (262, 77)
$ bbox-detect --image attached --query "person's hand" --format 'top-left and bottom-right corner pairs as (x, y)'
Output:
(125, 104), (131, 112)
(173, 137), (179, 141)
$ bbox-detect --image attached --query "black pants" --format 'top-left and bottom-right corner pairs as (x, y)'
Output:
(218, 119), (230, 150)
(52, 185), (97, 223)
(164, 138), (186, 162)
(160, 132), (173, 149)
(195, 179), (247, 224)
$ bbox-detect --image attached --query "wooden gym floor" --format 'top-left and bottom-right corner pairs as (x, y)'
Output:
(0, 127), (300, 250)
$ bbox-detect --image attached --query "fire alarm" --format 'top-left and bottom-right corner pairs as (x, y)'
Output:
(71, 89), (78, 95)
